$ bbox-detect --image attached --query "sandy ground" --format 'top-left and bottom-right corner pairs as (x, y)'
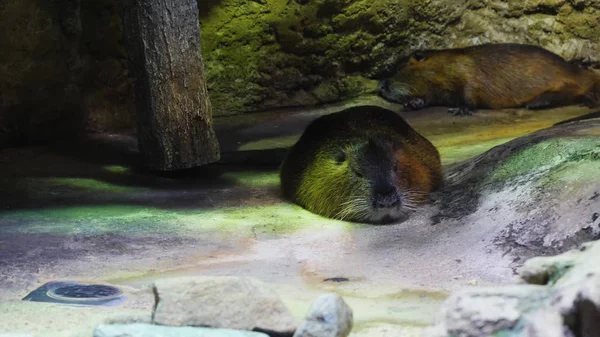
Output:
(0, 98), (595, 337)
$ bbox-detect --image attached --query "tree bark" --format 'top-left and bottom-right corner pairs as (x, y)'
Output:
(121, 0), (220, 171)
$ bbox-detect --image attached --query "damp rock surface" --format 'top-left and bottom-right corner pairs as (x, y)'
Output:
(152, 276), (297, 334)
(293, 294), (353, 337)
(93, 323), (270, 337)
(423, 240), (600, 337)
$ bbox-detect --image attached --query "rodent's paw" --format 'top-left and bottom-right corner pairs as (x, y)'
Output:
(448, 107), (473, 116)
(403, 97), (426, 111)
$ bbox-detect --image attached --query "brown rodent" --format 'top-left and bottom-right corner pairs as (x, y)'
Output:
(378, 43), (600, 115)
(279, 105), (442, 224)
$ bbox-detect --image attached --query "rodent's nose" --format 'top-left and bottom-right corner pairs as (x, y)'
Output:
(373, 189), (400, 208)
(378, 79), (391, 92)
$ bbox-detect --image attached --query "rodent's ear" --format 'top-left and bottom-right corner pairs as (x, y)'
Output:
(333, 147), (347, 164)
(410, 51), (427, 63)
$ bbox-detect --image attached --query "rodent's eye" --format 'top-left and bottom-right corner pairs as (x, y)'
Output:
(412, 51), (427, 62)
(393, 163), (399, 172)
(333, 149), (346, 164)
(353, 168), (363, 178)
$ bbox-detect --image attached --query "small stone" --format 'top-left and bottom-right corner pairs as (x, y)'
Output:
(293, 294), (353, 337)
(93, 323), (270, 337)
(152, 276), (297, 334)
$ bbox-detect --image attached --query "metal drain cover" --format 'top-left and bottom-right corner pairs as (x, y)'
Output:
(23, 281), (124, 306)
(48, 284), (122, 301)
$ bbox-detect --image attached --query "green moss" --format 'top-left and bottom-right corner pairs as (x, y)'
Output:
(488, 137), (600, 184)
(558, 10), (600, 39)
(199, 0), (412, 115)
(538, 159), (600, 193)
(200, 0), (277, 114)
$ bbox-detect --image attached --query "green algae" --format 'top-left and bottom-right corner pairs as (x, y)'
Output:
(221, 171), (280, 188)
(103, 165), (130, 174)
(22, 177), (146, 194)
(488, 137), (600, 184)
(540, 160), (600, 189)
(0, 203), (355, 237)
(438, 137), (518, 165)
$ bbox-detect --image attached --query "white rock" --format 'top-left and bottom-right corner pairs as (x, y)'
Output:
(152, 276), (297, 334)
(293, 294), (353, 337)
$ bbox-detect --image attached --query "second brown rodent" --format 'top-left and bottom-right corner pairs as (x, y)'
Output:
(378, 43), (600, 115)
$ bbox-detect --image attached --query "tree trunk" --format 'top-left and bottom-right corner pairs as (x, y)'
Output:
(121, 0), (220, 171)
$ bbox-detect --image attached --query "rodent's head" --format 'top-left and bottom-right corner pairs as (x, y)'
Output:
(296, 136), (421, 224)
(378, 50), (439, 103)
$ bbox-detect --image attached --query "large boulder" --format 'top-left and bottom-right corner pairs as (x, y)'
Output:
(152, 276), (297, 335)
(433, 116), (600, 266)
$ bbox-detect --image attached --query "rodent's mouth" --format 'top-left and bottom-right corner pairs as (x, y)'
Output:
(363, 203), (408, 224)
(378, 80), (409, 104)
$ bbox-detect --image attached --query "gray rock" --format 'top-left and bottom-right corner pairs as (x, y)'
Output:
(152, 276), (297, 334)
(93, 323), (270, 337)
(293, 294), (353, 337)
(423, 240), (600, 337)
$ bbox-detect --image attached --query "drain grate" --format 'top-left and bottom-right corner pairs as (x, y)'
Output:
(48, 284), (122, 301)
(23, 281), (125, 306)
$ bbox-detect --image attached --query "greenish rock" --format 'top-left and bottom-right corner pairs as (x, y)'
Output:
(93, 323), (270, 337)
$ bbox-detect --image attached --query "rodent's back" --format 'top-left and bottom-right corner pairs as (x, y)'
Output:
(396, 43), (600, 109)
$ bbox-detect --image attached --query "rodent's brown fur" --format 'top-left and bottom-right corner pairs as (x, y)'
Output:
(279, 105), (442, 223)
(379, 43), (600, 115)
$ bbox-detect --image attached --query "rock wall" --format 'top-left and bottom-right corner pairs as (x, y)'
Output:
(1, 0), (599, 146)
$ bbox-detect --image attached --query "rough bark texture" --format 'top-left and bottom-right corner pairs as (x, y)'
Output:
(121, 0), (219, 170)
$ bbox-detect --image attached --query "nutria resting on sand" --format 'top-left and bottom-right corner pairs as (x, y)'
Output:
(279, 105), (442, 224)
